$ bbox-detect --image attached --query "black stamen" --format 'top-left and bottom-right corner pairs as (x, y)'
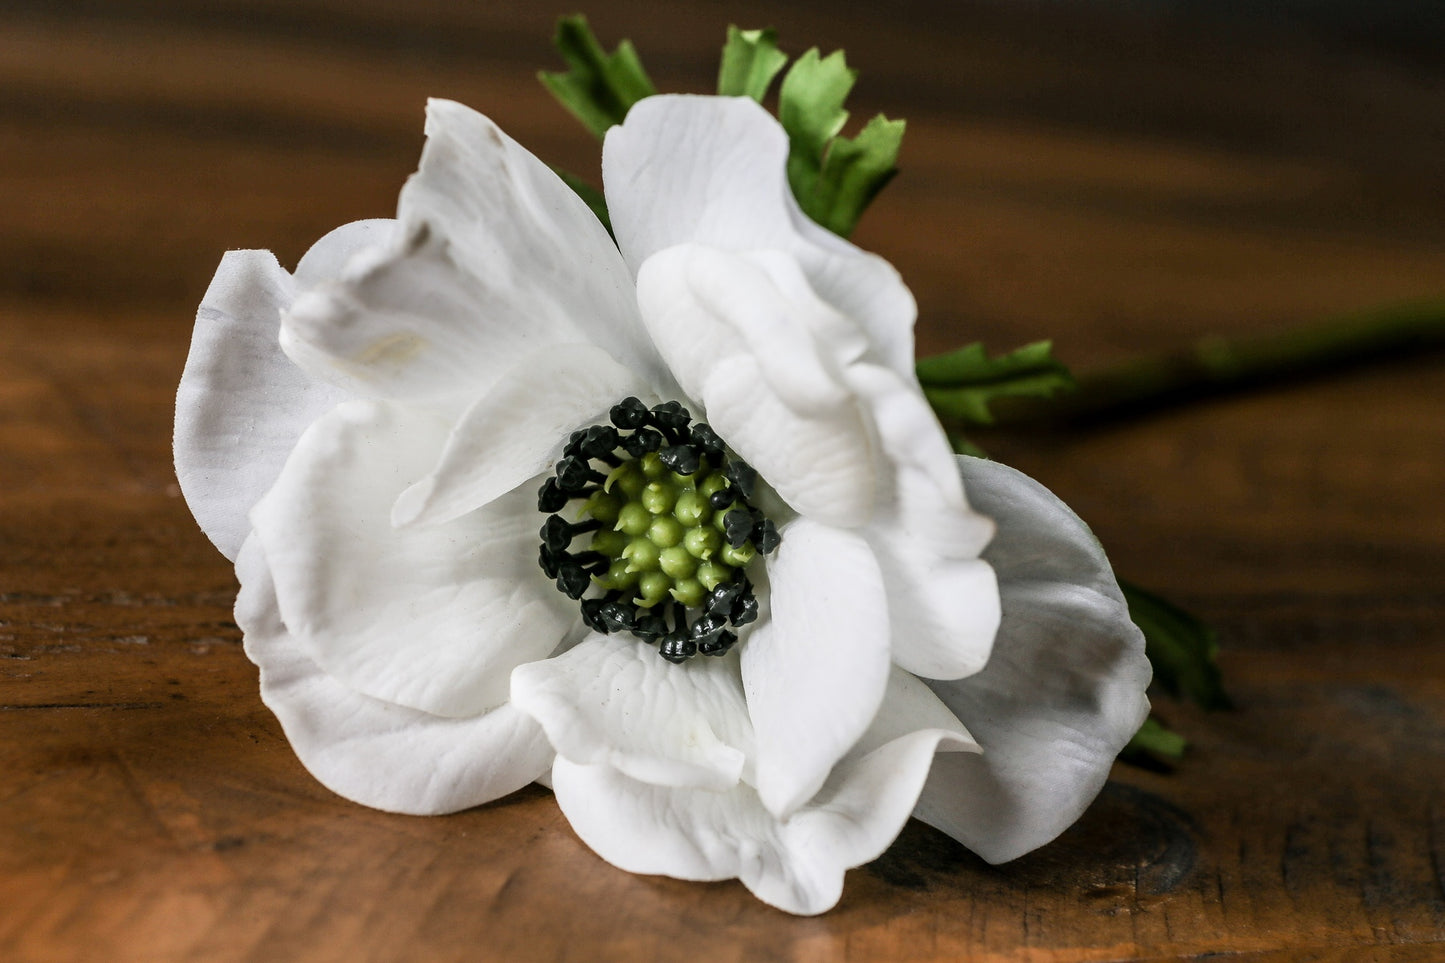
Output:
(539, 515), (604, 552)
(555, 563), (591, 600)
(658, 444), (701, 476)
(556, 455), (605, 492)
(690, 423), (725, 460)
(723, 510), (754, 548)
(725, 459), (757, 500)
(730, 584), (759, 626)
(610, 396), (649, 429)
(698, 629), (737, 657)
(538, 545), (562, 579)
(754, 518), (780, 555)
(708, 487), (736, 511)
(650, 401), (691, 433)
(537, 478), (571, 513)
(659, 633), (697, 664)
(706, 579), (744, 617)
(622, 427), (663, 457)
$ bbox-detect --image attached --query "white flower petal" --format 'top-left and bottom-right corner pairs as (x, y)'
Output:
(175, 250), (346, 561)
(292, 218), (396, 292)
(915, 457), (1152, 864)
(552, 726), (970, 916)
(851, 363), (1001, 681)
(634, 244), (878, 526)
(743, 517), (891, 818)
(250, 399), (574, 718)
(281, 99), (660, 406)
(604, 94), (917, 378)
(511, 634), (752, 792)
(235, 537), (552, 814)
(393, 344), (652, 528)
(847, 666), (981, 760)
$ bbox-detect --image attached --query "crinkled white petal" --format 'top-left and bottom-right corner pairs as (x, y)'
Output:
(552, 726), (970, 916)
(604, 94), (917, 379)
(250, 399), (574, 718)
(175, 250), (346, 561)
(511, 634), (752, 792)
(292, 218), (397, 292)
(235, 537), (552, 814)
(634, 243), (878, 526)
(849, 363), (1000, 680)
(281, 99), (664, 407)
(743, 517), (891, 818)
(915, 457), (1152, 864)
(393, 344), (652, 527)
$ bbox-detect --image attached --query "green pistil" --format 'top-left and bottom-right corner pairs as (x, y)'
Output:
(536, 397), (778, 664)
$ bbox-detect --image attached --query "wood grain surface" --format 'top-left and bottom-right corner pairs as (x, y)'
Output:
(2, 2), (1443, 960)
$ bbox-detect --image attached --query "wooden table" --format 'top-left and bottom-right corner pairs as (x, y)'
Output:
(3, 2), (1443, 959)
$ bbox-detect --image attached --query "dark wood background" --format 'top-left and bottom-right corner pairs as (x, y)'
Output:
(2, 1), (1443, 959)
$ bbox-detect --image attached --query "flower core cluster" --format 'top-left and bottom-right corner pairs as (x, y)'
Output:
(537, 396), (776, 663)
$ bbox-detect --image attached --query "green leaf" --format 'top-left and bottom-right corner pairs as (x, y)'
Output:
(551, 168), (613, 237)
(1122, 580), (1232, 711)
(918, 341), (1076, 426)
(777, 48), (903, 237)
(540, 15), (656, 140)
(1121, 716), (1188, 766)
(717, 26), (789, 101)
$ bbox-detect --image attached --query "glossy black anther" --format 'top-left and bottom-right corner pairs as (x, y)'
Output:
(580, 598), (611, 633)
(658, 444), (701, 476)
(659, 633), (698, 664)
(578, 424), (622, 460)
(555, 563), (591, 600)
(698, 629), (737, 657)
(708, 487), (736, 510)
(610, 396), (650, 429)
(621, 427), (663, 457)
(555, 455), (605, 492)
(724, 459), (757, 500)
(723, 509), (754, 548)
(650, 401), (691, 432)
(597, 600), (637, 633)
(689, 611), (726, 642)
(540, 515), (602, 553)
(705, 579), (744, 617)
(689, 423), (725, 459)
(633, 610), (668, 641)
(753, 518), (780, 554)
(538, 545), (562, 579)
(537, 477), (571, 513)
(730, 587), (759, 626)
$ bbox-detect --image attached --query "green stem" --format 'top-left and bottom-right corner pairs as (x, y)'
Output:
(989, 298), (1445, 428)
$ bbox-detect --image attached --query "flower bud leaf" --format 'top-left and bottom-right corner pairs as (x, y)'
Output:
(918, 340), (1076, 427)
(1120, 716), (1188, 768)
(540, 15), (657, 140)
(778, 48), (904, 237)
(717, 26), (789, 102)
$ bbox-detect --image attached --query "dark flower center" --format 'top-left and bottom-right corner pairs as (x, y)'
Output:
(537, 397), (779, 664)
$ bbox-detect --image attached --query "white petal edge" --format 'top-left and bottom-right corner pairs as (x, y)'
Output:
(175, 250), (345, 560)
(235, 536), (553, 814)
(914, 457), (1151, 863)
(280, 100), (661, 407)
(850, 362), (1000, 681)
(552, 726), (971, 916)
(292, 219), (397, 293)
(250, 399), (574, 718)
(743, 517), (891, 818)
(603, 94), (918, 379)
(393, 343), (652, 527)
(511, 634), (753, 792)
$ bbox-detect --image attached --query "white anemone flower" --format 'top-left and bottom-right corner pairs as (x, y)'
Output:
(175, 94), (1151, 915)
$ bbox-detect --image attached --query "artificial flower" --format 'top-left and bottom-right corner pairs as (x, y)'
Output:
(175, 93), (1150, 914)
